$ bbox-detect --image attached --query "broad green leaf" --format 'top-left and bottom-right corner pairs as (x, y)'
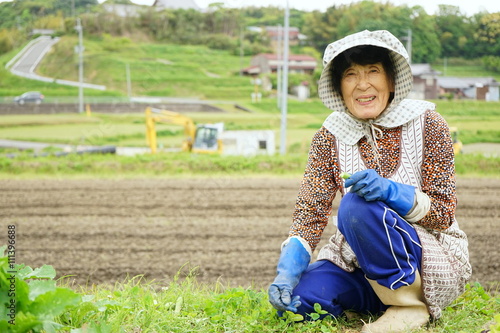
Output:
(42, 320), (65, 333)
(309, 312), (320, 320)
(95, 299), (121, 312)
(21, 265), (56, 280)
(15, 264), (32, 280)
(8, 278), (31, 314)
(28, 279), (57, 301)
(0, 320), (8, 333)
(284, 311), (304, 322)
(6, 311), (41, 333)
(29, 288), (81, 319)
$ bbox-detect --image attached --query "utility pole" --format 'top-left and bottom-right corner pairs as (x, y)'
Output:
(276, 24), (282, 110)
(280, 1), (289, 155)
(75, 18), (84, 114)
(406, 28), (412, 65)
(126, 63), (132, 105)
(239, 27), (244, 76)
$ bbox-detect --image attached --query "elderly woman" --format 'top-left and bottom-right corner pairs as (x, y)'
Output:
(268, 30), (471, 333)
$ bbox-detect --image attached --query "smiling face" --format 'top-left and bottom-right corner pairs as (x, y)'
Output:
(340, 62), (394, 120)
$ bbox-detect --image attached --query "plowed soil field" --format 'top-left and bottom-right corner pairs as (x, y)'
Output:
(1, 177), (498, 291)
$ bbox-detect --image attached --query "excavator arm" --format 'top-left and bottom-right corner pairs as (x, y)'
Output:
(145, 107), (223, 154)
(145, 107), (196, 153)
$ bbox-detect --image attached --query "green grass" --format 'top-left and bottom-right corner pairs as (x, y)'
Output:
(0, 109), (329, 153)
(432, 65), (500, 82)
(0, 100), (499, 179)
(2, 251), (498, 333)
(8, 36), (257, 100)
(57, 275), (499, 333)
(1, 100), (499, 148)
(1, 36), (258, 99)
(1, 148), (499, 179)
(0, 152), (308, 179)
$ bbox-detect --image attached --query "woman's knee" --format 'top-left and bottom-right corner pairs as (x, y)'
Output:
(338, 192), (374, 233)
(292, 261), (345, 318)
(292, 261), (386, 319)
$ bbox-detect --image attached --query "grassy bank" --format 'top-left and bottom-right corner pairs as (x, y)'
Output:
(1, 251), (498, 333)
(0, 150), (499, 179)
(57, 278), (500, 333)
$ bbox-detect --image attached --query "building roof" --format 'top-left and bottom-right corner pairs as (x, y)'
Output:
(153, 0), (200, 10)
(241, 66), (261, 75)
(102, 3), (143, 17)
(265, 26), (300, 37)
(411, 63), (441, 76)
(438, 77), (498, 89)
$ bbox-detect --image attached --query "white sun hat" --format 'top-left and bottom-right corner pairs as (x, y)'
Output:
(319, 30), (435, 145)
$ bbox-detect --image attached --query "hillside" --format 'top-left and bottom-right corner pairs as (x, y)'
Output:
(1, 35), (499, 107)
(35, 36), (258, 100)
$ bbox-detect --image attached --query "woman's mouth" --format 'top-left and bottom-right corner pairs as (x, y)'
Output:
(356, 96), (376, 103)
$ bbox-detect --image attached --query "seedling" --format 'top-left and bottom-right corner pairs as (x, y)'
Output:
(340, 172), (351, 180)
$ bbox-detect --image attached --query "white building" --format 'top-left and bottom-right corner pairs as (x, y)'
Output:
(152, 0), (200, 10)
(221, 130), (275, 156)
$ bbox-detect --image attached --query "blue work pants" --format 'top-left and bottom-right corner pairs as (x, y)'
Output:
(292, 192), (422, 318)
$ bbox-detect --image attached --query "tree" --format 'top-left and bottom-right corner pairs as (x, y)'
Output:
(435, 5), (474, 58)
(301, 6), (344, 53)
(474, 13), (500, 57)
(409, 7), (441, 63)
(301, 2), (441, 63)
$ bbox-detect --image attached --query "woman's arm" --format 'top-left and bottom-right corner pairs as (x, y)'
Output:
(418, 110), (457, 230)
(290, 127), (341, 252)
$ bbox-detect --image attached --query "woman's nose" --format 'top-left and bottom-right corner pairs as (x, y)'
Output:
(357, 73), (371, 89)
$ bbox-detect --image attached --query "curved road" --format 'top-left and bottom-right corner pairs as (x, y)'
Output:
(6, 36), (106, 90)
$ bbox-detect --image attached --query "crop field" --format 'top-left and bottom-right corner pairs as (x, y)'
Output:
(1, 104), (499, 331)
(1, 176), (498, 293)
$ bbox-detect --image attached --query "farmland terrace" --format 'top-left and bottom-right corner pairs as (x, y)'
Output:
(0, 102), (226, 115)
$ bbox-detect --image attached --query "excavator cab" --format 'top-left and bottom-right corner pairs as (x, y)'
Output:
(192, 123), (224, 154)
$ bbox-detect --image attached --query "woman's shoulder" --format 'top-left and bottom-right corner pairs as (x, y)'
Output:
(424, 108), (449, 129)
(309, 126), (337, 148)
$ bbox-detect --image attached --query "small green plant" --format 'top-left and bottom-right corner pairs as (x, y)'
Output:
(1, 247), (499, 332)
(487, 313), (500, 332)
(0, 246), (81, 333)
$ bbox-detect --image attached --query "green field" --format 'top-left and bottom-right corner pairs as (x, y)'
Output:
(1, 99), (500, 179)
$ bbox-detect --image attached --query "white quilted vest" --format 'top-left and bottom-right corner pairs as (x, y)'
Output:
(319, 112), (472, 319)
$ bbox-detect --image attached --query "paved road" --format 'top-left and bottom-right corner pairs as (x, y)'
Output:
(9, 37), (58, 79)
(7, 36), (106, 90)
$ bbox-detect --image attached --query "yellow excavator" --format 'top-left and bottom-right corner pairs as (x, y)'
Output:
(145, 107), (223, 154)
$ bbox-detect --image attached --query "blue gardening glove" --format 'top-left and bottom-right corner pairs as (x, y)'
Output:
(268, 237), (311, 313)
(344, 169), (416, 216)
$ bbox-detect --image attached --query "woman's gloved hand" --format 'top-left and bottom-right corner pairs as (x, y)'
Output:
(344, 169), (416, 216)
(268, 237), (311, 313)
